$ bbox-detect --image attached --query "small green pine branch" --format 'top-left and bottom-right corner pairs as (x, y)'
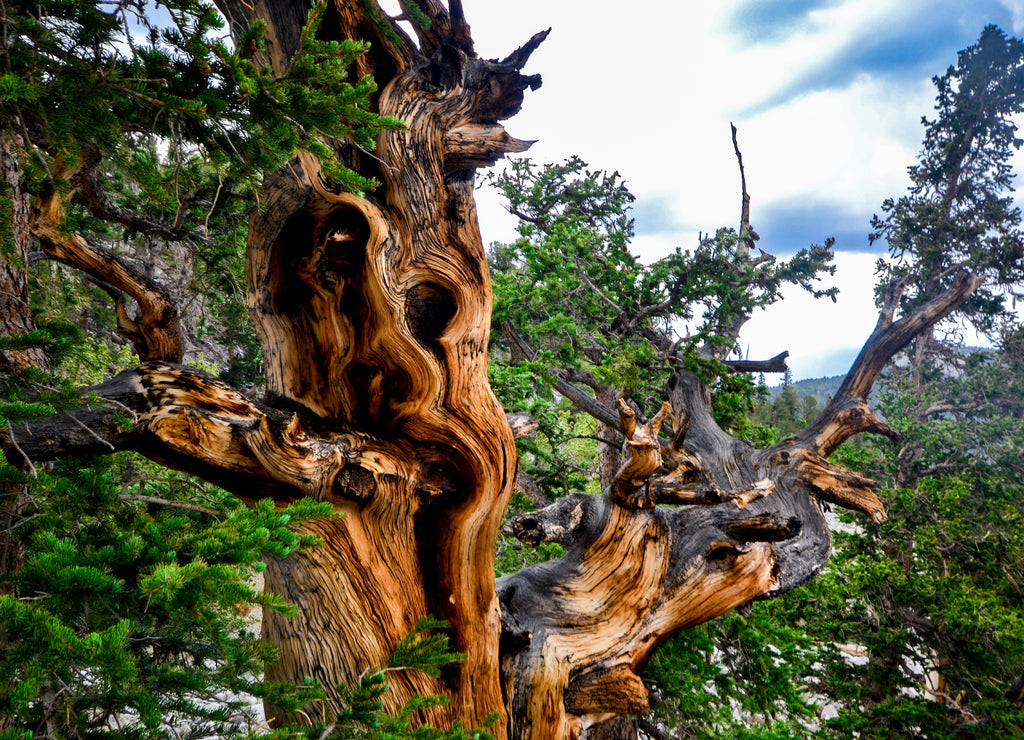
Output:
(313, 618), (495, 739)
(401, 1), (433, 31)
(386, 616), (467, 677)
(357, 0), (404, 45)
(0, 400), (55, 427)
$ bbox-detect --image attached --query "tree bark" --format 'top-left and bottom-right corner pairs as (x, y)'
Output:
(0, 129), (45, 737)
(233, 21), (542, 719)
(5, 0), (538, 729)
(0, 130), (45, 373)
(0, 2), (991, 738)
(584, 716), (637, 739)
(498, 268), (981, 736)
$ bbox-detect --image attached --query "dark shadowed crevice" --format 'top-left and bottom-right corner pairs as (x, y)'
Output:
(405, 281), (457, 354)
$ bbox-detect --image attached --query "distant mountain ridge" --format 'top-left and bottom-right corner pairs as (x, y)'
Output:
(769, 345), (992, 403)
(766, 375), (845, 404)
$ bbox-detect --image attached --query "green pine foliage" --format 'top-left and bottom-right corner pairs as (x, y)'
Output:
(728, 25), (1024, 739)
(644, 604), (820, 738)
(804, 354), (1024, 737)
(487, 156), (831, 500)
(0, 447), (337, 737)
(872, 25), (1024, 330)
(488, 157), (834, 396)
(0, 436), (488, 738)
(319, 617), (497, 740)
(3, 0), (401, 197)
(3, 0), (405, 389)
(769, 464), (1024, 737)
(748, 369), (823, 441)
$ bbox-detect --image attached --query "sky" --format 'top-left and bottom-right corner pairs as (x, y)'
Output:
(453, 0), (1024, 379)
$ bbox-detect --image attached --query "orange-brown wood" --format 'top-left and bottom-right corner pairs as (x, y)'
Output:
(1, 3), (991, 738)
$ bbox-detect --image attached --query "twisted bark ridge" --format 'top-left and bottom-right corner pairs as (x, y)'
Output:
(12, 0), (540, 731)
(1, 2), (988, 738)
(223, 1), (547, 727)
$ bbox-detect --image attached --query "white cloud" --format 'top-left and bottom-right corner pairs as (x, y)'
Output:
(999, 0), (1024, 32)
(738, 74), (931, 216)
(738, 252), (881, 380)
(464, 1), (1019, 378)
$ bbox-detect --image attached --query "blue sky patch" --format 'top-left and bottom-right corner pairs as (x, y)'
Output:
(730, 0), (843, 44)
(747, 199), (880, 256)
(734, 0), (1018, 114)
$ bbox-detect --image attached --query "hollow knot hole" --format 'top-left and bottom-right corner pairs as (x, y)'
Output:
(322, 207), (371, 270)
(405, 282), (457, 350)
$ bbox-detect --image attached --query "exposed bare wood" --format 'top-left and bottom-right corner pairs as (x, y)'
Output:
(30, 160), (184, 363)
(923, 400), (985, 417)
(513, 468), (552, 509)
(502, 494), (590, 547)
(212, 0), (310, 73)
(0, 131), (42, 605)
(445, 0), (473, 54)
(595, 386), (624, 492)
(389, 0), (443, 54)
(564, 665), (649, 716)
(843, 270), (979, 402)
(793, 398), (902, 461)
(651, 477), (774, 507)
(722, 512), (801, 542)
(501, 28), (552, 71)
(0, 130), (46, 372)
(507, 411), (539, 439)
(795, 270), (981, 456)
(2, 363), (401, 502)
(444, 124), (534, 173)
(698, 124), (759, 361)
(565, 369), (607, 393)
(500, 491), (782, 739)
(76, 169), (202, 243)
(496, 360), (874, 735)
(724, 350), (790, 374)
(778, 448), (886, 523)
(732, 123), (752, 260)
(665, 371), (737, 454)
(637, 718), (671, 740)
(119, 494), (221, 517)
(610, 400), (670, 508)
(226, 7), (554, 729)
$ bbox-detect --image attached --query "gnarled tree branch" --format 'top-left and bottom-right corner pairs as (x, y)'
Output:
(795, 269), (982, 456)
(724, 350), (790, 374)
(31, 187), (184, 363)
(503, 321), (622, 430)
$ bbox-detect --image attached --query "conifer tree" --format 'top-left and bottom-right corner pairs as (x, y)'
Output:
(488, 154), (832, 496)
(490, 25), (1024, 740)
(1, 4), (1020, 739)
(787, 26), (1024, 736)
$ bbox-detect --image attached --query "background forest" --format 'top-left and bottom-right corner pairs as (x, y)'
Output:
(0, 2), (1023, 739)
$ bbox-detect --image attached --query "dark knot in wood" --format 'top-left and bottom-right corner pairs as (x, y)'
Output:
(405, 281), (457, 350)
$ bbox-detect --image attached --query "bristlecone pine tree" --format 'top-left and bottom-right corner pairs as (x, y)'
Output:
(0, 2), (1012, 738)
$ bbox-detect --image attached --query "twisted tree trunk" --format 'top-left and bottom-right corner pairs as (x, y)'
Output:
(0, 2), (988, 738)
